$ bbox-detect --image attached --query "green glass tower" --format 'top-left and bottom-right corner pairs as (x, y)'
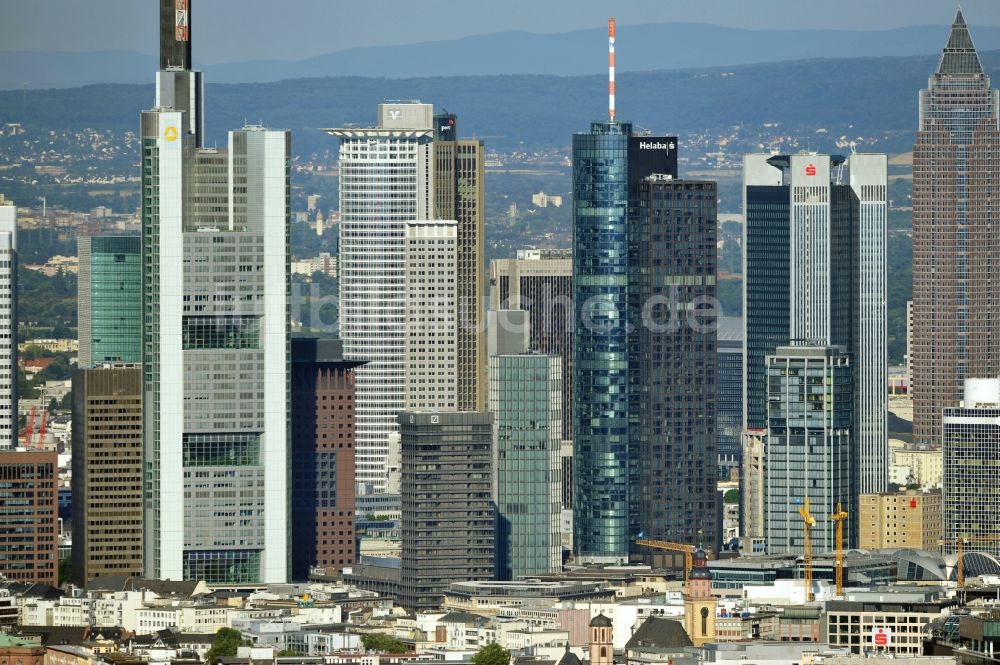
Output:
(78, 236), (142, 366)
(490, 353), (563, 580)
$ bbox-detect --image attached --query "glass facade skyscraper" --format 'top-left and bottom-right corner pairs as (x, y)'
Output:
(943, 378), (1000, 556)
(572, 122), (631, 563)
(717, 317), (743, 479)
(490, 353), (562, 580)
(631, 177), (719, 554)
(912, 11), (1000, 445)
(743, 153), (887, 536)
(764, 345), (853, 555)
(78, 235), (141, 366)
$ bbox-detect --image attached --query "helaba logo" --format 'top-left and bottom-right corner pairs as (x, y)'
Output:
(639, 141), (675, 150)
(805, 163), (817, 176)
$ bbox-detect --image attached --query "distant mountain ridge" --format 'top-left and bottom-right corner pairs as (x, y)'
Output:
(4, 21), (1000, 89)
(3, 50), (999, 155)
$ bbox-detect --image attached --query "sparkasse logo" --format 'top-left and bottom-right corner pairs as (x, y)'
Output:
(805, 163), (817, 176)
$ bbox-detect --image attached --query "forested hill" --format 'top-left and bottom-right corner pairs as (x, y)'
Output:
(2, 50), (998, 155)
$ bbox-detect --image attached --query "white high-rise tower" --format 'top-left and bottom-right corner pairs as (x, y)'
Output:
(325, 103), (435, 493)
(0, 195), (15, 450)
(143, 0), (290, 583)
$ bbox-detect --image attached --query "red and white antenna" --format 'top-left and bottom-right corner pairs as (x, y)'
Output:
(608, 17), (616, 122)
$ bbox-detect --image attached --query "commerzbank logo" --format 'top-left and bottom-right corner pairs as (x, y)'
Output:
(164, 126), (179, 142)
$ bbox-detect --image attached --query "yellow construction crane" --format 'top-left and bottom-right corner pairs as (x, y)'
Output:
(830, 502), (849, 597)
(797, 498), (816, 602)
(636, 539), (695, 586)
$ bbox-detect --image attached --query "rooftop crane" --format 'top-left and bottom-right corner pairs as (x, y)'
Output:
(636, 539), (695, 586)
(797, 498), (816, 602)
(830, 502), (849, 597)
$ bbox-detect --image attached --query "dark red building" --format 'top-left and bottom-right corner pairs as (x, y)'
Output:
(291, 338), (363, 579)
(0, 451), (58, 585)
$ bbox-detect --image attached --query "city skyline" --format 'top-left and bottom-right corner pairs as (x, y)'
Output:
(5, 3), (1000, 651)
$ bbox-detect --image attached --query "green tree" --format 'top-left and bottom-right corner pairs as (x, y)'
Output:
(361, 634), (409, 654)
(205, 628), (248, 665)
(471, 642), (510, 665)
(723, 489), (740, 504)
(58, 556), (72, 585)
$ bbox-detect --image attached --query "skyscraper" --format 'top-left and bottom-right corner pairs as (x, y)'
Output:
(571, 30), (684, 561)
(291, 338), (362, 579)
(142, 0), (290, 583)
(78, 235), (142, 366)
(0, 196), (15, 451)
(717, 317), (743, 479)
(764, 345), (853, 555)
(0, 451), (57, 585)
(490, 353), (563, 580)
(572, 121), (631, 563)
(399, 411), (494, 610)
(912, 11), (1000, 445)
(72, 365), (143, 585)
(743, 153), (887, 508)
(404, 220), (458, 411)
(631, 176), (718, 554)
(490, 250), (573, 437)
(942, 378), (1000, 556)
(325, 104), (485, 493)
(432, 114), (487, 413)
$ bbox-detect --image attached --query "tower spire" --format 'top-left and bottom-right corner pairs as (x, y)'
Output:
(608, 17), (616, 122)
(160, 0), (192, 70)
(936, 8), (982, 76)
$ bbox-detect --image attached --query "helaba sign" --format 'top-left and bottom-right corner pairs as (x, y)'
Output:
(639, 141), (675, 151)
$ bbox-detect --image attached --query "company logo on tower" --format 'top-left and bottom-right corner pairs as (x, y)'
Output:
(163, 126), (179, 142)
(805, 163), (817, 176)
(387, 110), (401, 120)
(639, 141), (675, 151)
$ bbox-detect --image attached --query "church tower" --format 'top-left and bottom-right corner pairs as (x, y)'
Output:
(589, 613), (613, 665)
(683, 548), (716, 646)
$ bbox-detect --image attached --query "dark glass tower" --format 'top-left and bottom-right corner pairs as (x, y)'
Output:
(631, 177), (719, 554)
(742, 162), (790, 431)
(572, 122), (631, 562)
(912, 11), (1000, 444)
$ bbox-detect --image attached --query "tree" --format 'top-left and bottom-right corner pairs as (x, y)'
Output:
(205, 628), (248, 665)
(58, 556), (72, 585)
(723, 489), (740, 504)
(471, 643), (510, 665)
(276, 650), (301, 657)
(361, 633), (409, 654)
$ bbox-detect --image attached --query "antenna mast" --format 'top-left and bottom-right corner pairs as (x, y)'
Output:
(608, 17), (616, 122)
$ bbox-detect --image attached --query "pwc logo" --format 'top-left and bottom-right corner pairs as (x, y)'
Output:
(805, 163), (817, 176)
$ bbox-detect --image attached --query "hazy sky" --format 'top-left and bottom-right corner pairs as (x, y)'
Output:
(2, 0), (999, 63)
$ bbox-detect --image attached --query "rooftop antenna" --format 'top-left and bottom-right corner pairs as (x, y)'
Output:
(608, 17), (616, 123)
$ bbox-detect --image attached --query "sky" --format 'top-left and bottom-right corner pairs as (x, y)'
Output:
(2, 0), (1000, 64)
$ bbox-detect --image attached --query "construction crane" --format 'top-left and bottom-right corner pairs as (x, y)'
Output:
(830, 502), (849, 597)
(797, 498), (816, 602)
(22, 405), (36, 447)
(636, 539), (695, 586)
(35, 410), (48, 450)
